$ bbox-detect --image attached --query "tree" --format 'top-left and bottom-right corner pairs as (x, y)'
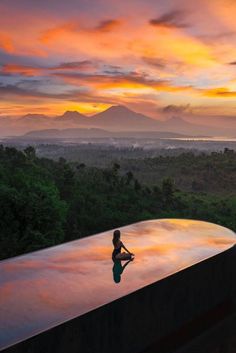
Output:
(126, 171), (134, 185)
(162, 178), (175, 205)
(24, 146), (36, 160)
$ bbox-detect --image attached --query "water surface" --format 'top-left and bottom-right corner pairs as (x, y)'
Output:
(0, 219), (235, 350)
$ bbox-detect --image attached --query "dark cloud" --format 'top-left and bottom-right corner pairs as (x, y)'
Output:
(229, 61), (236, 65)
(17, 79), (53, 91)
(103, 64), (122, 70)
(0, 72), (13, 77)
(102, 64), (124, 75)
(0, 81), (119, 105)
(103, 69), (128, 75)
(54, 61), (122, 74)
(0, 49), (39, 66)
(150, 10), (189, 29)
(162, 104), (191, 114)
(0, 60), (98, 77)
(52, 70), (167, 87)
(95, 19), (121, 32)
(0, 82), (78, 100)
(17, 79), (44, 85)
(55, 60), (96, 70)
(142, 57), (166, 69)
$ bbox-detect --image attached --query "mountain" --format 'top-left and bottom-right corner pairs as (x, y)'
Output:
(54, 105), (162, 130)
(56, 111), (90, 125)
(88, 106), (222, 135)
(18, 114), (50, 124)
(23, 128), (188, 139)
(161, 116), (236, 136)
(24, 128), (112, 139)
(90, 105), (162, 130)
(9, 114), (55, 135)
(4, 107), (207, 136)
(0, 116), (16, 137)
(0, 105), (234, 136)
(160, 116), (210, 135)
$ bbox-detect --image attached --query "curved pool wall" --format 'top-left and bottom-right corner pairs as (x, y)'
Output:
(0, 219), (235, 353)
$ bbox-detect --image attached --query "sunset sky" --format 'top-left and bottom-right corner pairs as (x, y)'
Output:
(1, 0), (236, 120)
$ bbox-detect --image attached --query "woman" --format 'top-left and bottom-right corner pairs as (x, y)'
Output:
(112, 229), (134, 260)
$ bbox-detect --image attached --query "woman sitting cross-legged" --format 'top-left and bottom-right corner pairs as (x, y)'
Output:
(112, 229), (135, 260)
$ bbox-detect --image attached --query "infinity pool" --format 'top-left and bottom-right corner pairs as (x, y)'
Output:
(0, 219), (235, 350)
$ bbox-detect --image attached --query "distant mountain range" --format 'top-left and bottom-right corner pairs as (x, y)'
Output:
(23, 128), (189, 139)
(0, 105), (233, 137)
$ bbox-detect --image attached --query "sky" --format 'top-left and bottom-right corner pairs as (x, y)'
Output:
(1, 0), (236, 121)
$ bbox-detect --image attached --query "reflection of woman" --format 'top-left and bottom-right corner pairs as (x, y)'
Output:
(112, 258), (133, 283)
(112, 229), (134, 260)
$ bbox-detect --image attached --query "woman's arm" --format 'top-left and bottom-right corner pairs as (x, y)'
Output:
(121, 242), (134, 255)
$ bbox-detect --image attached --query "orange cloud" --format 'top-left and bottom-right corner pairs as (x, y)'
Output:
(52, 71), (195, 94)
(207, 0), (236, 31)
(0, 32), (14, 53)
(202, 87), (236, 98)
(1, 61), (97, 77)
(40, 22), (77, 44)
(1, 64), (43, 76)
(40, 19), (122, 44)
